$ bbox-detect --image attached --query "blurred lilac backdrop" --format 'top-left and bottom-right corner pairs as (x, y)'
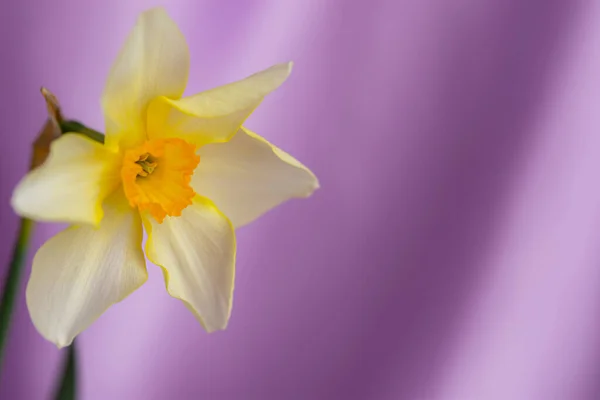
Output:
(1, 0), (600, 399)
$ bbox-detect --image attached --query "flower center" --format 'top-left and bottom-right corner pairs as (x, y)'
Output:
(135, 153), (158, 176)
(121, 138), (200, 222)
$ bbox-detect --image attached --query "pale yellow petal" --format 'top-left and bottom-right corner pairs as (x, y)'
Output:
(11, 133), (120, 226)
(192, 127), (319, 228)
(26, 193), (147, 348)
(144, 196), (236, 332)
(146, 63), (292, 146)
(102, 7), (190, 150)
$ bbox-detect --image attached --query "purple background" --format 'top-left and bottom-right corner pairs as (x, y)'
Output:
(1, 0), (600, 399)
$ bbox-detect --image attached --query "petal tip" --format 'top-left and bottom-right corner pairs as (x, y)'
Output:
(280, 62), (293, 81)
(300, 179), (320, 199)
(10, 186), (24, 216)
(55, 338), (73, 349)
(141, 5), (170, 18)
(301, 166), (320, 196)
(300, 173), (320, 197)
(204, 323), (228, 334)
(310, 177), (320, 192)
(10, 179), (42, 221)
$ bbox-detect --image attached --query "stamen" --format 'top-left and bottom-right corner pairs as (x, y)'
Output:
(135, 153), (158, 177)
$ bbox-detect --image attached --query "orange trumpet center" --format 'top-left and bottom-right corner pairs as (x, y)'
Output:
(121, 138), (200, 222)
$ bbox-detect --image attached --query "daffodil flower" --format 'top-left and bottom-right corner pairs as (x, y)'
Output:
(11, 7), (318, 348)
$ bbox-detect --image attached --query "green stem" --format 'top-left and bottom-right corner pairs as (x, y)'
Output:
(60, 121), (105, 144)
(0, 218), (34, 371)
(53, 342), (77, 400)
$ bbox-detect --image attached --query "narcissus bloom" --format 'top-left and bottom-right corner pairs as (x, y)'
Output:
(11, 7), (318, 347)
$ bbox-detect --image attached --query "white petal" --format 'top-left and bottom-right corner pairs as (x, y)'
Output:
(102, 7), (190, 150)
(144, 197), (236, 332)
(26, 193), (147, 348)
(11, 134), (120, 226)
(146, 63), (292, 146)
(192, 127), (319, 228)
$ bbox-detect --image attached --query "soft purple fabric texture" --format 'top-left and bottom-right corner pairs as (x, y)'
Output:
(0, 0), (598, 399)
